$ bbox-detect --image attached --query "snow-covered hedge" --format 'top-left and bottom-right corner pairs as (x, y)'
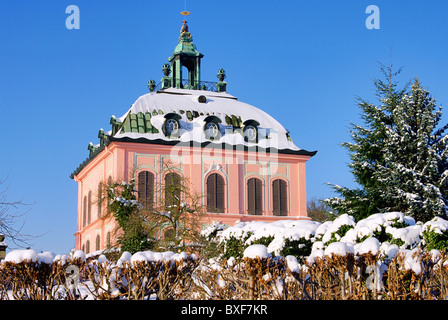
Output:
(204, 212), (448, 262)
(203, 219), (319, 262)
(0, 248), (198, 300)
(3, 212), (448, 300)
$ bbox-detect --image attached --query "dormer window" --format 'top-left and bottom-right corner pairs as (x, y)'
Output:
(165, 118), (179, 136)
(244, 125), (257, 142)
(243, 119), (260, 143)
(163, 113), (182, 138)
(205, 122), (219, 140)
(204, 115), (222, 141)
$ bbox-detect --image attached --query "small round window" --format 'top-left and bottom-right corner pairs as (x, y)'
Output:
(205, 122), (219, 140)
(244, 125), (257, 141)
(165, 118), (179, 136)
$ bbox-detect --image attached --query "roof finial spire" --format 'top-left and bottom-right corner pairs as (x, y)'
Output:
(180, 1), (191, 37)
(180, 0), (190, 21)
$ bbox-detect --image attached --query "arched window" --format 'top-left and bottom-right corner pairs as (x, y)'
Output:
(206, 173), (225, 212)
(97, 182), (103, 219)
(106, 232), (111, 248)
(164, 228), (175, 240)
(82, 195), (87, 227)
(272, 179), (287, 216)
(95, 235), (100, 251)
(85, 240), (90, 254)
(107, 176), (112, 214)
(247, 178), (263, 215)
(138, 171), (155, 209)
(165, 172), (181, 208)
(87, 190), (92, 225)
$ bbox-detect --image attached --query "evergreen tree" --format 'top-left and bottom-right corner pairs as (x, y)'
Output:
(325, 66), (448, 222)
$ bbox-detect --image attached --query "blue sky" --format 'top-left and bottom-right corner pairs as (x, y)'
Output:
(1, 0), (448, 254)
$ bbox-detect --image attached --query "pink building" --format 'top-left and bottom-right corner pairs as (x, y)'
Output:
(70, 19), (316, 253)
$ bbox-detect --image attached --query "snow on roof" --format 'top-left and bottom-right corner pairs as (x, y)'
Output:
(112, 88), (307, 152)
(118, 88), (278, 128)
(70, 88), (316, 179)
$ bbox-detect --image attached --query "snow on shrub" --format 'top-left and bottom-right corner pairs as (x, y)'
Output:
(208, 212), (448, 264)
(243, 244), (270, 259)
(341, 212), (415, 244)
(315, 214), (356, 245)
(72, 249), (86, 261)
(201, 221), (226, 240)
(0, 247), (198, 300)
(4, 249), (58, 265)
(285, 255), (301, 274)
(324, 241), (354, 257)
(421, 216), (448, 251)
(214, 219), (320, 260)
(313, 212), (424, 255)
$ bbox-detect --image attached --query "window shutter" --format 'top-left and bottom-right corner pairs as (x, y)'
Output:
(138, 171), (154, 209)
(206, 174), (216, 212)
(273, 179), (287, 216)
(147, 172), (154, 208)
(207, 173), (225, 212)
(255, 179), (262, 215)
(273, 180), (280, 216)
(96, 235), (100, 251)
(87, 191), (92, 224)
(107, 176), (112, 214)
(279, 180), (287, 216)
(98, 182), (103, 219)
(248, 178), (262, 215)
(138, 171), (146, 203)
(83, 195), (87, 226)
(248, 178), (255, 215)
(216, 174), (225, 212)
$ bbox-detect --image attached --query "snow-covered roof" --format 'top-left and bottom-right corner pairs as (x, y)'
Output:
(117, 88), (280, 131)
(110, 87), (314, 153)
(70, 87), (316, 179)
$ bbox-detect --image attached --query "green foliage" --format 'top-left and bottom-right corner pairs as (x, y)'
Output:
(200, 222), (226, 259)
(280, 238), (313, 263)
(218, 232), (313, 263)
(354, 218), (410, 247)
(107, 179), (141, 225)
(201, 237), (224, 260)
(251, 236), (275, 247)
(324, 224), (354, 246)
(388, 236), (405, 248)
(106, 178), (154, 254)
(118, 219), (156, 254)
(422, 227), (448, 252)
(222, 233), (253, 260)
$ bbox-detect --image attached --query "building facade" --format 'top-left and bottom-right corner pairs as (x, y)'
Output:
(70, 19), (316, 253)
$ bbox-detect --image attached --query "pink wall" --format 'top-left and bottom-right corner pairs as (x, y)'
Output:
(73, 141), (312, 252)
